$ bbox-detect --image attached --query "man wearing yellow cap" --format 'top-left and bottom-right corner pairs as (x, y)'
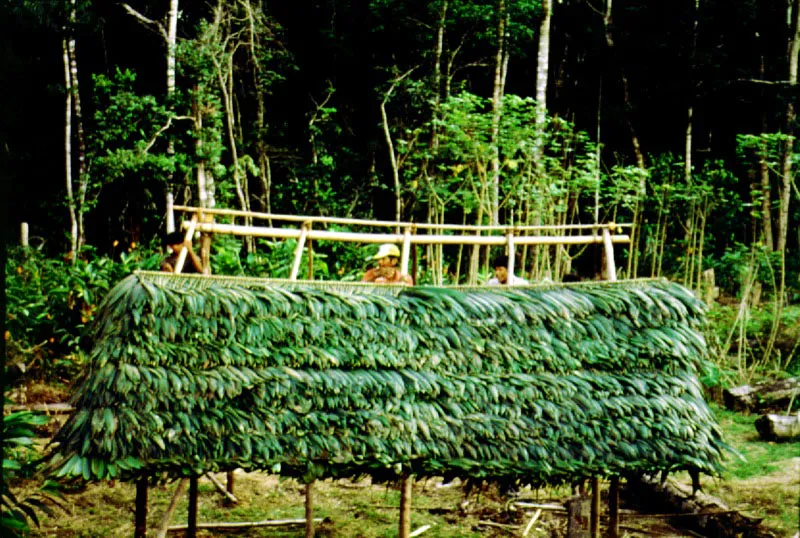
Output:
(361, 243), (414, 285)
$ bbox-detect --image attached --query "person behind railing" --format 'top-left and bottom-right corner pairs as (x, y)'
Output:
(161, 231), (204, 274)
(488, 255), (529, 286)
(362, 243), (413, 285)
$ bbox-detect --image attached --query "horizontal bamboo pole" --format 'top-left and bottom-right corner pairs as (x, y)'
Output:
(174, 205), (632, 233)
(185, 221), (630, 246)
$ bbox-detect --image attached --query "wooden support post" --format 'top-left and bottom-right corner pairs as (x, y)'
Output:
(175, 214), (198, 274)
(400, 227), (412, 277)
(134, 476), (148, 538)
(590, 477), (600, 538)
(20, 222), (28, 248)
(305, 481), (315, 538)
(187, 476), (199, 538)
(602, 227), (617, 281)
(411, 243), (418, 285)
(166, 192), (175, 233)
(399, 473), (413, 538)
(226, 471), (235, 502)
(506, 231), (516, 278)
(307, 223), (314, 280)
(290, 224), (309, 280)
(608, 476), (619, 538)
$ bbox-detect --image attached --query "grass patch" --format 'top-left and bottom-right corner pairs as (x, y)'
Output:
(712, 405), (799, 480)
(672, 404), (800, 536)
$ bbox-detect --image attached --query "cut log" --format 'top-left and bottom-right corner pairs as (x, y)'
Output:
(722, 377), (800, 412)
(755, 413), (800, 441)
(625, 474), (777, 538)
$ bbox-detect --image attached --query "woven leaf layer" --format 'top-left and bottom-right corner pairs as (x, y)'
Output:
(49, 272), (728, 484)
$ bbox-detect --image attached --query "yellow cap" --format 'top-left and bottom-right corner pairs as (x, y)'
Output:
(371, 243), (401, 260)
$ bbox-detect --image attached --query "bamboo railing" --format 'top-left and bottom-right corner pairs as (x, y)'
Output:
(170, 205), (629, 283)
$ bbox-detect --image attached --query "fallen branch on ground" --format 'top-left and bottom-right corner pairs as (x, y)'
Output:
(206, 473), (238, 504)
(167, 517), (327, 532)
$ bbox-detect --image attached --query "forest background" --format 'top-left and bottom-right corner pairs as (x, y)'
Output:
(1, 1), (799, 535)
(2, 0), (800, 416)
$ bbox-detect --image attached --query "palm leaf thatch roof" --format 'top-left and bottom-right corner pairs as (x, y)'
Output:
(48, 271), (728, 485)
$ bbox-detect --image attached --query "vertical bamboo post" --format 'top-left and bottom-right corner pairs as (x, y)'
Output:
(20, 222), (28, 248)
(166, 192), (175, 233)
(305, 481), (315, 538)
(608, 476), (620, 538)
(590, 477), (600, 538)
(174, 214), (198, 274)
(187, 476), (199, 538)
(134, 476), (148, 538)
(399, 472), (412, 538)
(411, 243), (419, 285)
(307, 223), (314, 280)
(400, 227), (412, 277)
(506, 230), (516, 278)
(602, 226), (617, 281)
(290, 224), (309, 280)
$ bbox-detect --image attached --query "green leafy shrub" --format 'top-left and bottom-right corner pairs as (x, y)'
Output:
(5, 245), (161, 383)
(1, 403), (64, 536)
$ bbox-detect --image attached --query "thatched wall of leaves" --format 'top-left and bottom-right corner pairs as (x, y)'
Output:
(48, 271), (728, 485)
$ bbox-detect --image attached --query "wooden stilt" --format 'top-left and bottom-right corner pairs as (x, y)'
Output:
(305, 481), (315, 538)
(187, 476), (199, 538)
(590, 477), (600, 538)
(226, 471), (235, 500)
(608, 476), (620, 538)
(134, 476), (148, 538)
(399, 473), (413, 538)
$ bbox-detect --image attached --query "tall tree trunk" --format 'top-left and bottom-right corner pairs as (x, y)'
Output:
(167, 0), (178, 94)
(489, 0), (507, 226)
(777, 0), (799, 253)
(381, 68), (416, 224)
(63, 37), (78, 262)
(758, 53), (774, 249)
(166, 0), (179, 225)
(684, 0), (700, 184)
(603, 0), (645, 277)
(68, 0), (87, 251)
(534, 0), (552, 154)
(194, 85), (215, 273)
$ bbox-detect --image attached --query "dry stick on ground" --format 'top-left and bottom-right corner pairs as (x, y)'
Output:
(522, 509), (542, 537)
(167, 518), (326, 532)
(206, 473), (238, 504)
(408, 524), (431, 537)
(478, 520), (519, 530)
(155, 479), (188, 538)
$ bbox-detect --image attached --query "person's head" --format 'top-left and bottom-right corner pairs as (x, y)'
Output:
(493, 255), (510, 284)
(164, 231), (185, 252)
(372, 243), (401, 268)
